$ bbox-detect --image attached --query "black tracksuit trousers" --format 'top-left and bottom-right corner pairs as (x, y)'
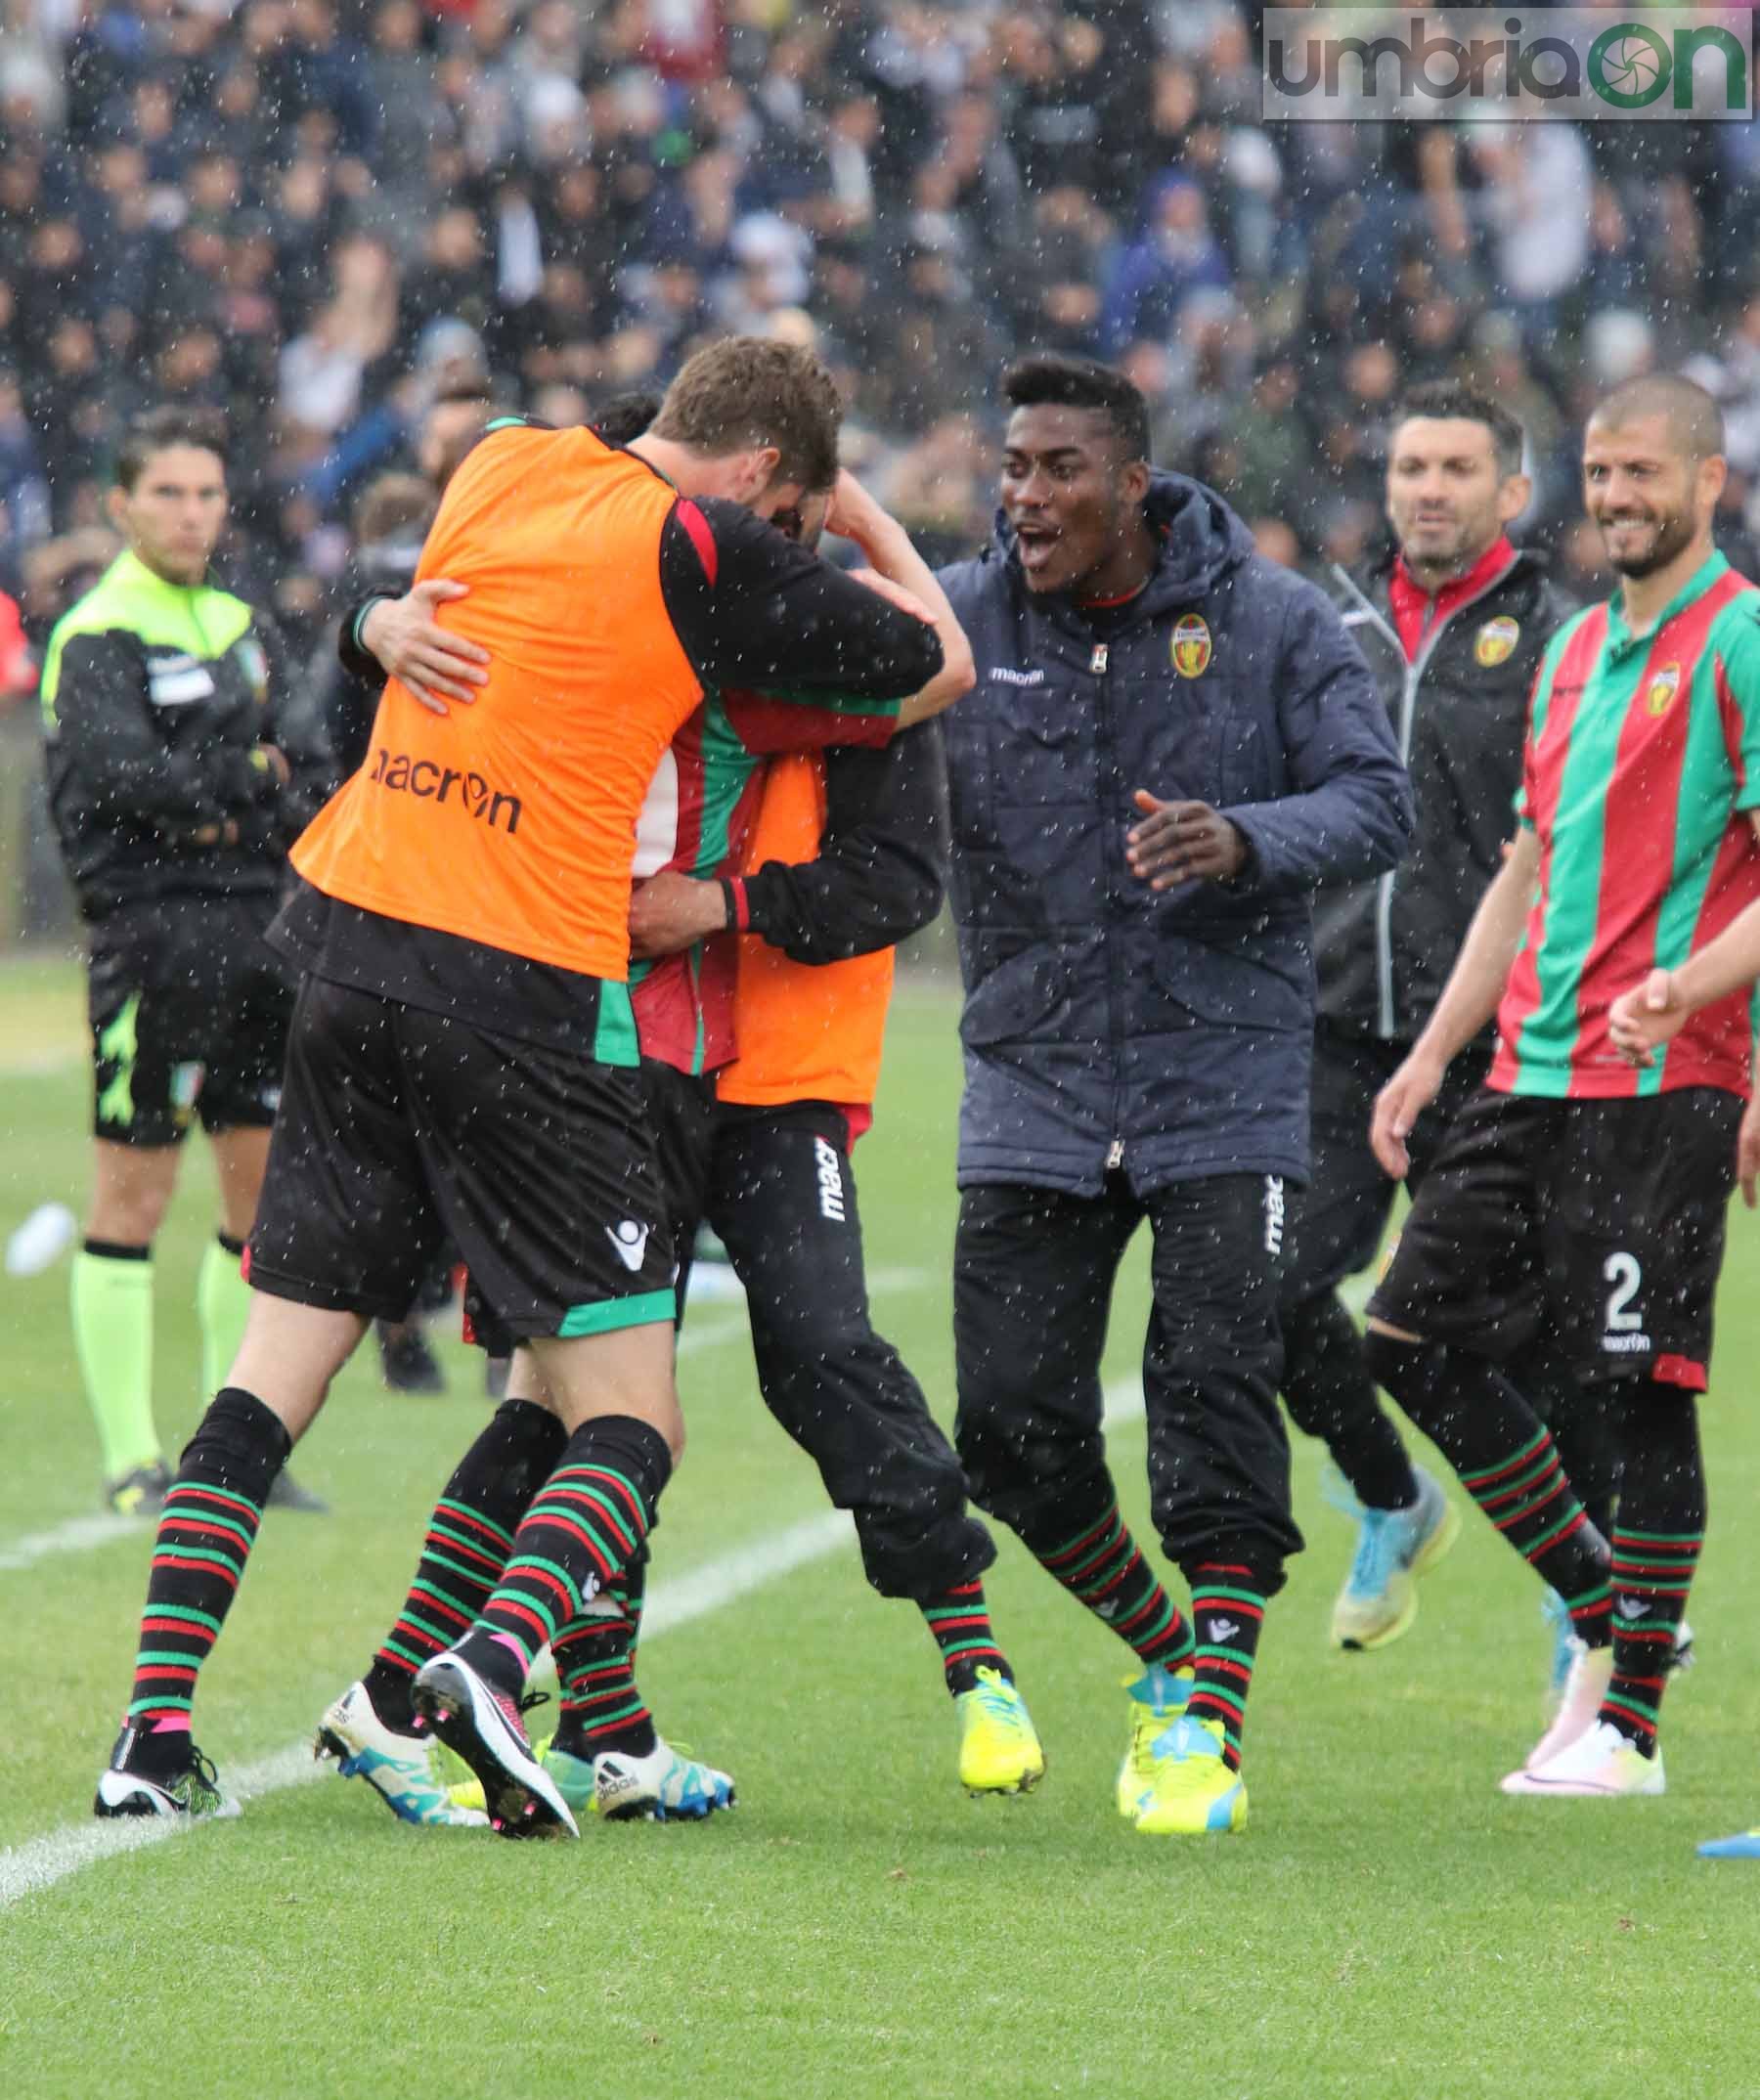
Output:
(705, 1100), (994, 1602)
(953, 1171), (1303, 1591)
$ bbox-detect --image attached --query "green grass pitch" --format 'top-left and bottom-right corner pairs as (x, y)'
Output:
(1, 955), (1758, 2098)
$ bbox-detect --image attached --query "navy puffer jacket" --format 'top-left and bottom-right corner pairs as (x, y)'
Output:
(938, 472), (1414, 1195)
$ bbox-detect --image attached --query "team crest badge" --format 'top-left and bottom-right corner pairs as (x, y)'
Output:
(1645, 663), (1682, 717)
(1474, 616), (1519, 667)
(1170, 614), (1211, 678)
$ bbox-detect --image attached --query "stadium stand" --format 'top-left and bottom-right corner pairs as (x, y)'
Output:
(4, 0), (1760, 939)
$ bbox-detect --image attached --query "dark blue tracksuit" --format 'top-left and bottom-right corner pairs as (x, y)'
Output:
(939, 473), (1413, 1583)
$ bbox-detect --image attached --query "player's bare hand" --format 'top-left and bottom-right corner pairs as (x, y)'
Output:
(362, 580), (489, 714)
(629, 872), (730, 959)
(1372, 1053), (1445, 1180)
(847, 566), (934, 624)
(1607, 968), (1691, 1068)
(824, 468), (891, 550)
(1738, 1097), (1760, 1209)
(1124, 792), (1247, 887)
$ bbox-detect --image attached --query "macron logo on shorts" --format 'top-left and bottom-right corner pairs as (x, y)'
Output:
(607, 1220), (650, 1273)
(1263, 1175), (1285, 1257)
(814, 1137), (847, 1224)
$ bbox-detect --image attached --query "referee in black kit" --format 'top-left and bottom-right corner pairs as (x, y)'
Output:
(42, 406), (333, 1514)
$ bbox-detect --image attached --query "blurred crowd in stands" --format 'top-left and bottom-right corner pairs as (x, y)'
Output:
(6, 0), (1760, 933)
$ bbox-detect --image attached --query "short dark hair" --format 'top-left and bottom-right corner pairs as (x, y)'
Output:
(1590, 373), (1725, 466)
(423, 394), (497, 492)
(352, 471), (435, 547)
(115, 406), (229, 491)
(1001, 355), (1151, 466)
(651, 336), (843, 493)
(590, 390), (663, 448)
(1391, 380), (1524, 479)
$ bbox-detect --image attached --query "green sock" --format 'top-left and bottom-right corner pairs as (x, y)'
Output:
(71, 1242), (157, 1477)
(197, 1233), (251, 1400)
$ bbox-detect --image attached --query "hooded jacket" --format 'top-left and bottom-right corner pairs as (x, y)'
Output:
(938, 471), (1413, 1195)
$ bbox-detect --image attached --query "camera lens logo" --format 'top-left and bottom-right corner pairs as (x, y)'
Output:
(1596, 32), (1666, 103)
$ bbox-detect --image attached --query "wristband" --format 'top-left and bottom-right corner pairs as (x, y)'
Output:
(720, 877), (750, 932)
(352, 594), (392, 655)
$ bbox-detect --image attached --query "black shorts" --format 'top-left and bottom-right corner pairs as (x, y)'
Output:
(1366, 1086), (1741, 1390)
(88, 897), (294, 1147)
(463, 1058), (715, 1356)
(1280, 1025), (1490, 1309)
(247, 975), (676, 1335)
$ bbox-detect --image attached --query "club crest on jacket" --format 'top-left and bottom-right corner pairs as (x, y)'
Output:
(1474, 616), (1519, 667)
(1170, 614), (1211, 678)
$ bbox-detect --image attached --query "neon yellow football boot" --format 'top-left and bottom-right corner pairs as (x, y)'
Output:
(955, 1667), (1045, 1796)
(1131, 1714), (1248, 1836)
(1117, 1662), (1195, 1818)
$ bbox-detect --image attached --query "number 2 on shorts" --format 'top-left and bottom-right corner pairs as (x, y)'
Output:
(1603, 1250), (1643, 1335)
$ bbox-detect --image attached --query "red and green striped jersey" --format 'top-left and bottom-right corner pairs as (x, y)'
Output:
(630, 685), (894, 1075)
(1491, 551), (1760, 1100)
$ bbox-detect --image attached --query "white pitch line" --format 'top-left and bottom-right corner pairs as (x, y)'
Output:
(0, 1372), (1148, 1909)
(867, 1265), (933, 1294)
(0, 1308), (785, 1577)
(1103, 1377), (1147, 1428)
(0, 1048), (79, 1079)
(0, 1746), (320, 1907)
(0, 1276), (934, 1577)
(0, 1518), (857, 1908)
(643, 1508), (855, 1637)
(0, 1510), (146, 1574)
(674, 1306), (751, 1358)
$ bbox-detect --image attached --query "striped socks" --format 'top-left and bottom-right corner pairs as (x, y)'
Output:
(1599, 1385), (1706, 1757)
(122, 1387), (290, 1772)
(551, 1547), (656, 1760)
(363, 1401), (564, 1729)
(1030, 1499), (1196, 1672)
(920, 1580), (1012, 1695)
(373, 1496), (513, 1696)
(1184, 1563), (1268, 1772)
(453, 1416), (672, 1699)
(1456, 1425), (1611, 1639)
(1603, 1527), (1700, 1753)
(1366, 1336), (1611, 1637)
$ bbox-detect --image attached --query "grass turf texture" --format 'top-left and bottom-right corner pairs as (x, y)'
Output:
(2, 956), (1759, 2099)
